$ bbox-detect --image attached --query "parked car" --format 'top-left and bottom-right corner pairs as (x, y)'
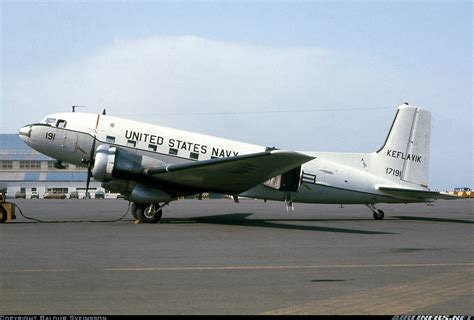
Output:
(95, 191), (105, 199)
(69, 191), (79, 199)
(31, 191), (39, 199)
(15, 191), (26, 199)
(43, 192), (67, 199)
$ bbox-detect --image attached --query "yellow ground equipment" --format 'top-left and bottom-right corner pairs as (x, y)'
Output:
(0, 191), (16, 223)
(448, 187), (474, 199)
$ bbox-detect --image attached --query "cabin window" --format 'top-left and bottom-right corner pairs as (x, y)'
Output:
(190, 152), (199, 160)
(106, 136), (116, 144)
(168, 148), (178, 156)
(56, 119), (67, 128)
(127, 140), (136, 148)
(148, 144), (157, 152)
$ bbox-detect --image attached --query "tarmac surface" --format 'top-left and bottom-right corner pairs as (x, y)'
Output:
(1, 198), (473, 315)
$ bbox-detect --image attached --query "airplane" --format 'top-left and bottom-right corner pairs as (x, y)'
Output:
(18, 103), (455, 223)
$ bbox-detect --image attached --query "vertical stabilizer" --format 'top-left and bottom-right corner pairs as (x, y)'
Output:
(374, 104), (431, 187)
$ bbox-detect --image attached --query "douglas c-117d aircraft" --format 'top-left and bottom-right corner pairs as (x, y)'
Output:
(19, 103), (455, 223)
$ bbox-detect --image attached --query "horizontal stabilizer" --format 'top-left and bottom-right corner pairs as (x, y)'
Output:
(145, 150), (314, 194)
(377, 185), (459, 201)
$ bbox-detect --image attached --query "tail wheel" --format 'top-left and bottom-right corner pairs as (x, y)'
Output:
(136, 203), (162, 224)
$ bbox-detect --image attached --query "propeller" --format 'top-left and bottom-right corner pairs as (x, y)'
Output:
(84, 136), (96, 199)
(83, 110), (107, 198)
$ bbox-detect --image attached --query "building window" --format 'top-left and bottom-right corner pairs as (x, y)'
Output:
(169, 148), (178, 156)
(190, 152), (199, 160)
(148, 144), (157, 152)
(19, 160), (41, 169)
(106, 136), (116, 144)
(1, 160), (13, 169)
(47, 187), (69, 193)
(127, 140), (136, 148)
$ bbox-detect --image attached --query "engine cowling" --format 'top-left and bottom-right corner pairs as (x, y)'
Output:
(92, 145), (116, 182)
(92, 144), (166, 182)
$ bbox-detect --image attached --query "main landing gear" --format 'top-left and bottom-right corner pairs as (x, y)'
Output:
(366, 204), (385, 220)
(131, 203), (164, 223)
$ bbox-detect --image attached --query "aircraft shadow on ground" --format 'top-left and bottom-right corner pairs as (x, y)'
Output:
(393, 216), (474, 224)
(162, 213), (396, 235)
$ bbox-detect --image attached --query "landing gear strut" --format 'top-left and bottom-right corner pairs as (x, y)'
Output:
(284, 192), (294, 212)
(366, 204), (385, 220)
(131, 203), (164, 223)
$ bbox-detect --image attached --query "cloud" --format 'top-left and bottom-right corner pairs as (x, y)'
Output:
(5, 36), (328, 113)
(3, 36), (392, 145)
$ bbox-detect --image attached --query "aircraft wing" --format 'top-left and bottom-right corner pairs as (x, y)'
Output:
(377, 185), (459, 201)
(144, 150), (314, 194)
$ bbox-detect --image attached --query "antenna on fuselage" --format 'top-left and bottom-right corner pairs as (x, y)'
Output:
(72, 105), (86, 113)
(102, 109), (106, 115)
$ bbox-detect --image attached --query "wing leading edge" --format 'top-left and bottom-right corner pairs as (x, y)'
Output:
(144, 150), (315, 194)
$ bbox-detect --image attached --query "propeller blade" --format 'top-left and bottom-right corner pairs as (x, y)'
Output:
(85, 136), (96, 199)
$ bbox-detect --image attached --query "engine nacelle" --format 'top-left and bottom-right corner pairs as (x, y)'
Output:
(129, 183), (172, 204)
(101, 180), (172, 204)
(92, 145), (171, 203)
(92, 144), (166, 182)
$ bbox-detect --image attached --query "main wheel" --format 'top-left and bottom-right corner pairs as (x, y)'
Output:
(136, 204), (162, 223)
(373, 209), (385, 220)
(131, 203), (138, 220)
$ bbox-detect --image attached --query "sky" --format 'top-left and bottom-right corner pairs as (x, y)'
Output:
(0, 1), (472, 190)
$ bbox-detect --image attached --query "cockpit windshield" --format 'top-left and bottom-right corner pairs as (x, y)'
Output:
(56, 119), (67, 128)
(41, 117), (57, 125)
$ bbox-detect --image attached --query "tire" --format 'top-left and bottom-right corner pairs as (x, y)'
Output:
(0, 206), (7, 223)
(136, 204), (162, 224)
(131, 203), (138, 220)
(373, 209), (385, 220)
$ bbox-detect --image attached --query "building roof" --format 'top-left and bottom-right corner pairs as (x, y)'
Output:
(0, 134), (51, 160)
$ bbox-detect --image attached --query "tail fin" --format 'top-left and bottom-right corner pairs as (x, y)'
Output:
(374, 104), (431, 187)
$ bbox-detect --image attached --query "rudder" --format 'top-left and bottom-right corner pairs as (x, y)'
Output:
(374, 104), (431, 187)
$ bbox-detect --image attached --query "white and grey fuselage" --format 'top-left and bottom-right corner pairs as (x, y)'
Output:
(19, 104), (443, 206)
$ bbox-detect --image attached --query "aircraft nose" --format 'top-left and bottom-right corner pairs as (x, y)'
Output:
(19, 125), (32, 141)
